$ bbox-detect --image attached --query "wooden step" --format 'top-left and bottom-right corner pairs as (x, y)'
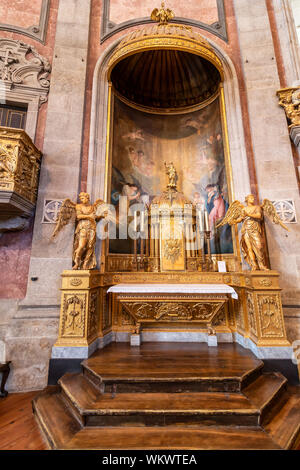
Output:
(264, 387), (300, 449)
(32, 388), (81, 450)
(242, 372), (288, 424)
(59, 373), (260, 427)
(82, 343), (264, 393)
(33, 388), (280, 450)
(58, 425), (282, 450)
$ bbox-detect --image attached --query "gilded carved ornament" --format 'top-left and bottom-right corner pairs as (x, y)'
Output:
(151, 3), (175, 25)
(0, 128), (42, 225)
(276, 87), (300, 128)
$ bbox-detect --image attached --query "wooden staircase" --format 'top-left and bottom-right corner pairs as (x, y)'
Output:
(33, 343), (300, 450)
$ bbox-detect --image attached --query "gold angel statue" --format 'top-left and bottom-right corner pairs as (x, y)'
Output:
(151, 2), (174, 25)
(51, 192), (107, 270)
(216, 194), (289, 271)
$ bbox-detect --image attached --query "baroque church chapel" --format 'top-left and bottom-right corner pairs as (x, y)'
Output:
(0, 0), (300, 451)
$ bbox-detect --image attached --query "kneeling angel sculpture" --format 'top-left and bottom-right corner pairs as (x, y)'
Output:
(216, 194), (289, 271)
(51, 192), (107, 270)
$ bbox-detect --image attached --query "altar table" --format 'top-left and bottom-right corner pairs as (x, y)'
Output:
(107, 284), (238, 298)
(108, 284), (238, 344)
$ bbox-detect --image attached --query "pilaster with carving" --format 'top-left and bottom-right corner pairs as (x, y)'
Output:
(245, 272), (290, 347)
(54, 270), (101, 349)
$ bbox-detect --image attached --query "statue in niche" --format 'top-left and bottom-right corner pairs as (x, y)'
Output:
(216, 195), (289, 271)
(51, 192), (107, 270)
(151, 2), (175, 25)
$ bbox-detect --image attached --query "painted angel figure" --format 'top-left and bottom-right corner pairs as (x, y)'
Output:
(51, 192), (107, 270)
(151, 2), (175, 25)
(216, 194), (289, 271)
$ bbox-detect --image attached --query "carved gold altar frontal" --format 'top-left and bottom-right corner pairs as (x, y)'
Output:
(115, 293), (228, 334)
(54, 270), (290, 349)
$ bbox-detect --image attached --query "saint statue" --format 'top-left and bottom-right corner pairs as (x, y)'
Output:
(151, 2), (175, 25)
(216, 194), (289, 271)
(51, 192), (107, 270)
(164, 161), (177, 190)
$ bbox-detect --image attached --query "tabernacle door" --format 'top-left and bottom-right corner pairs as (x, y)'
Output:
(160, 216), (185, 271)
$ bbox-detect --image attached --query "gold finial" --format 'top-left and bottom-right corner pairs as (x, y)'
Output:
(151, 2), (175, 25)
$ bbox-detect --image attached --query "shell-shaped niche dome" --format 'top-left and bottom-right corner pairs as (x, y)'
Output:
(108, 24), (223, 113)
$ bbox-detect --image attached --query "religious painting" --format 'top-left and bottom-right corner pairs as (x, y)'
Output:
(109, 96), (233, 255)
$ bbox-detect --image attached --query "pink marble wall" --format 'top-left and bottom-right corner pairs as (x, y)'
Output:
(0, 0), (59, 299)
(0, 0), (42, 29)
(109, 0), (218, 25)
(0, 221), (34, 299)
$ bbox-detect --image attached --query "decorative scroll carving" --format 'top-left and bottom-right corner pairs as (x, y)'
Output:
(70, 278), (83, 287)
(277, 86), (300, 128)
(257, 295), (284, 338)
(120, 298), (226, 325)
(212, 305), (226, 326)
(121, 307), (135, 326)
(61, 294), (86, 337)
(259, 278), (272, 287)
(0, 38), (51, 105)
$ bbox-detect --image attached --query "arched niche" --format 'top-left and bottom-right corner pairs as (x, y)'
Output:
(87, 24), (251, 266)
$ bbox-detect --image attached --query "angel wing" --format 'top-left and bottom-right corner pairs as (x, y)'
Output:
(261, 199), (289, 231)
(94, 199), (110, 218)
(166, 8), (175, 20)
(215, 200), (245, 228)
(51, 199), (76, 240)
(151, 8), (159, 21)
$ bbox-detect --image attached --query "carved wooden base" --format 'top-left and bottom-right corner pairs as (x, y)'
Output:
(54, 270), (102, 349)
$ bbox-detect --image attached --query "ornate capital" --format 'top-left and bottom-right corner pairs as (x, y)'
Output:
(277, 86), (300, 131)
(0, 38), (51, 105)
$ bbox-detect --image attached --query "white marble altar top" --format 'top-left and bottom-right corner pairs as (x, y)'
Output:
(107, 284), (238, 299)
